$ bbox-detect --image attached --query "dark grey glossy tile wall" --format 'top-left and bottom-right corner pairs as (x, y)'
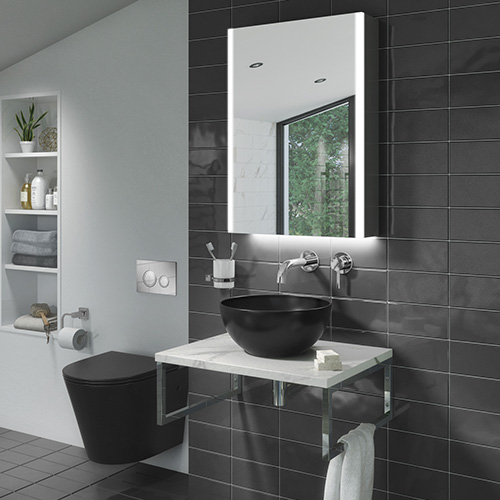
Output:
(389, 271), (448, 306)
(190, 65), (227, 95)
(187, 1), (500, 497)
(389, 335), (448, 371)
(388, 461), (448, 500)
(189, 122), (227, 148)
(451, 242), (500, 276)
(389, 303), (448, 338)
(451, 106), (500, 140)
(388, 10), (448, 46)
(190, 37), (228, 68)
(451, 407), (500, 448)
(389, 208), (448, 239)
(189, 177), (227, 204)
(389, 240), (448, 273)
(190, 368), (231, 396)
(189, 394), (231, 426)
(330, 0), (386, 17)
(390, 399), (449, 438)
(451, 341), (500, 379)
(450, 375), (500, 413)
(451, 38), (500, 74)
(232, 2), (279, 28)
(451, 3), (500, 40)
(331, 269), (387, 301)
(232, 429), (279, 466)
(280, 440), (327, 477)
(280, 0), (331, 21)
(389, 430), (448, 471)
(451, 175), (500, 207)
(394, 367), (448, 404)
(450, 141), (500, 174)
(189, 421), (231, 455)
(450, 275), (500, 310)
(450, 441), (500, 483)
(388, 77), (448, 110)
(189, 94), (227, 121)
(189, 475), (231, 500)
(189, 230), (231, 259)
(189, 448), (231, 483)
(389, 0), (448, 14)
(389, 44), (448, 78)
(450, 308), (500, 344)
(451, 209), (500, 242)
(388, 175), (448, 207)
(451, 73), (500, 107)
(189, 9), (231, 40)
(450, 474), (500, 500)
(331, 299), (387, 332)
(189, 149), (228, 176)
(232, 458), (279, 496)
(388, 109), (448, 142)
(281, 266), (331, 296)
(189, 204), (227, 231)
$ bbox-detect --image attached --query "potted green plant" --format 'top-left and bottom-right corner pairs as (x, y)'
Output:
(14, 103), (48, 153)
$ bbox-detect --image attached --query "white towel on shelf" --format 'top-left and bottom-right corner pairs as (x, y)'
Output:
(323, 423), (376, 500)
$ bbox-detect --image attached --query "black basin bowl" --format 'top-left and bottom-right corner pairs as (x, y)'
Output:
(220, 294), (332, 358)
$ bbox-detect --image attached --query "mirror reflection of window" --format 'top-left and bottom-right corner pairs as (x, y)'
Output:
(277, 98), (354, 237)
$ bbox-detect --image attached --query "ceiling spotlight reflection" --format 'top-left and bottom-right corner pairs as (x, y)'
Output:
(314, 78), (327, 83)
(250, 62), (263, 68)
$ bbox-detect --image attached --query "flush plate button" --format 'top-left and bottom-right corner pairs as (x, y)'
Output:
(137, 260), (176, 295)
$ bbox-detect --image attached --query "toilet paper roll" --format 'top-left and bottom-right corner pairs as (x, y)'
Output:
(57, 327), (87, 351)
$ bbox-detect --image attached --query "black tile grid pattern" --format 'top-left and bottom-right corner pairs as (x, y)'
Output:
(0, 427), (188, 500)
(188, 1), (500, 500)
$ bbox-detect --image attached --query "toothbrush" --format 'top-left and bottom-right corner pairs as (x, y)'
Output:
(230, 242), (238, 260)
(206, 242), (217, 260)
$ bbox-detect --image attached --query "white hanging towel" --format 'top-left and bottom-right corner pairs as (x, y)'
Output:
(323, 423), (376, 500)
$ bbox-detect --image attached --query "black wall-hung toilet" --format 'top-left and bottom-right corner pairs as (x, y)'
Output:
(63, 351), (187, 464)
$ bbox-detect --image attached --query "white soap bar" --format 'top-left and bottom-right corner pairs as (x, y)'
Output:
(314, 358), (343, 371)
(316, 349), (341, 364)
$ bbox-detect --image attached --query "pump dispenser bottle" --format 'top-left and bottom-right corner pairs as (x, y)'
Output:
(21, 174), (32, 210)
(31, 169), (48, 210)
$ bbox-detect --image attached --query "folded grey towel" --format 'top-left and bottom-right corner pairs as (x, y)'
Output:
(11, 242), (57, 256)
(14, 314), (57, 332)
(12, 230), (57, 245)
(12, 254), (57, 268)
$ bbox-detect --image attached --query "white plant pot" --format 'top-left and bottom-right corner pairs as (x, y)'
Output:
(20, 141), (35, 153)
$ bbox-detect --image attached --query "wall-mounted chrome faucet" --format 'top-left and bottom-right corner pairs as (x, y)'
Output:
(331, 252), (353, 289)
(277, 250), (319, 284)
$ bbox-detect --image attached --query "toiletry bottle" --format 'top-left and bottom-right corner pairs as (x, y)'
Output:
(20, 173), (32, 210)
(45, 188), (54, 210)
(53, 186), (58, 209)
(31, 169), (47, 210)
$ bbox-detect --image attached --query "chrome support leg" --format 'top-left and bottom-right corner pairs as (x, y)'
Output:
(157, 364), (242, 425)
(322, 386), (335, 461)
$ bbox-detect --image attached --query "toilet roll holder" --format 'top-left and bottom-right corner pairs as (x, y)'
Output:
(45, 308), (89, 345)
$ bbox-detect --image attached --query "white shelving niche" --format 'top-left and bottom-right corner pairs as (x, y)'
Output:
(1, 92), (60, 333)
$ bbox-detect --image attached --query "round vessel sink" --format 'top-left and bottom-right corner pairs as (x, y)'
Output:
(220, 294), (332, 358)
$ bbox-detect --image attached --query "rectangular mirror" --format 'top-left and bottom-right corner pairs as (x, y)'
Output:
(228, 13), (379, 238)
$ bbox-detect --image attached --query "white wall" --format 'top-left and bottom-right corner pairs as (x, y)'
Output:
(0, 0), (188, 471)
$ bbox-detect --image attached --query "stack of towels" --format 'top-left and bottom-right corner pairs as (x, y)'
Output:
(11, 230), (57, 268)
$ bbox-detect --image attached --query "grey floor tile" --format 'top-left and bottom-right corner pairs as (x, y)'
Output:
(43, 453), (86, 468)
(28, 440), (68, 453)
(10, 446), (51, 460)
(38, 475), (84, 494)
(1, 433), (36, 445)
(75, 484), (139, 499)
(0, 452), (33, 467)
(0, 493), (37, 500)
(0, 440), (22, 452)
(58, 447), (86, 459)
(23, 459), (69, 475)
(0, 462), (16, 474)
(14, 484), (67, 500)
(0, 474), (31, 492)
(58, 468), (104, 486)
(0, 487), (10, 498)
(4, 467), (50, 483)
(76, 461), (132, 476)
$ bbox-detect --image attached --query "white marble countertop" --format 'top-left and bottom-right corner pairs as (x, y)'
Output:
(155, 333), (392, 389)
